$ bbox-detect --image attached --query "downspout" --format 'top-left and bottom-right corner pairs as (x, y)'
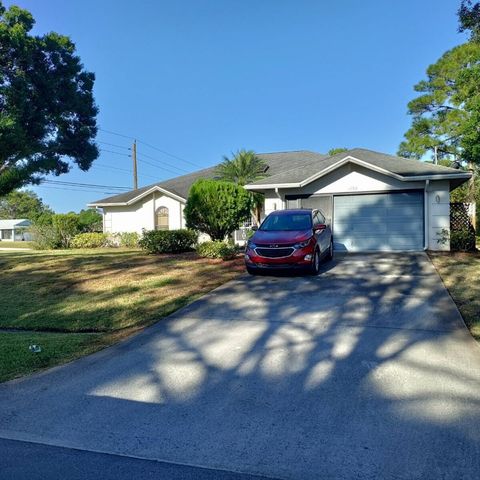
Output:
(424, 179), (429, 251)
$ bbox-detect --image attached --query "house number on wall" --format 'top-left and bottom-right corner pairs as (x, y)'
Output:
(348, 185), (359, 191)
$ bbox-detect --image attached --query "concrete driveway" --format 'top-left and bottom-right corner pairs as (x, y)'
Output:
(1, 253), (480, 479)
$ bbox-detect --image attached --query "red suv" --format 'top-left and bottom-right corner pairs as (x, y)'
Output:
(245, 209), (333, 275)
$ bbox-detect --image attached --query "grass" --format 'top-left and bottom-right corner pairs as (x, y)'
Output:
(429, 251), (480, 340)
(0, 248), (244, 382)
(0, 241), (33, 249)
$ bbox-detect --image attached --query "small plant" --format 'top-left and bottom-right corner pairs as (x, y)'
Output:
(70, 233), (108, 249)
(139, 229), (197, 254)
(118, 232), (140, 248)
(437, 227), (476, 252)
(196, 241), (237, 260)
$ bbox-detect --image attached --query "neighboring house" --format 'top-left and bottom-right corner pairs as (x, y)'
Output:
(0, 219), (33, 241)
(88, 148), (471, 252)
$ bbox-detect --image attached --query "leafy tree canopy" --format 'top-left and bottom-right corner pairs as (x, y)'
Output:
(215, 149), (267, 224)
(0, 189), (53, 220)
(459, 1), (480, 41)
(78, 209), (102, 232)
(215, 149), (268, 185)
(398, 41), (480, 164)
(184, 179), (252, 241)
(328, 148), (348, 156)
(0, 1), (99, 196)
(399, 3), (480, 165)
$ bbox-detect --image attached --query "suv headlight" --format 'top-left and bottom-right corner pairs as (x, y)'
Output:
(294, 239), (311, 249)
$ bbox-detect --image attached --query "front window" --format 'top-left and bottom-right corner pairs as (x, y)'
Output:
(260, 213), (312, 231)
(155, 206), (169, 230)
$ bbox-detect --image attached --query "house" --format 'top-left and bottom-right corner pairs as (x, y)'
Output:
(0, 219), (33, 241)
(88, 148), (471, 252)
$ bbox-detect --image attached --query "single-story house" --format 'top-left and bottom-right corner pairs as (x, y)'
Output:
(89, 148), (471, 252)
(0, 219), (33, 241)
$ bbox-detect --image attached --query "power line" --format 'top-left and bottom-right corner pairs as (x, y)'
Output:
(137, 152), (189, 173)
(98, 127), (202, 168)
(99, 148), (130, 157)
(137, 157), (180, 176)
(97, 141), (130, 150)
(92, 163), (159, 180)
(36, 185), (122, 195)
(41, 180), (130, 190)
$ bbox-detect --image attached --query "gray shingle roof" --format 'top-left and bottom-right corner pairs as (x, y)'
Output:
(0, 219), (31, 229)
(89, 148), (470, 206)
(246, 148), (471, 187)
(89, 151), (328, 205)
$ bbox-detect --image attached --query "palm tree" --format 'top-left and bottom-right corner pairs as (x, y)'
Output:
(215, 149), (267, 224)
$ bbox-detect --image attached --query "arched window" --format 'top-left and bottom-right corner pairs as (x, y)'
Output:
(155, 206), (169, 230)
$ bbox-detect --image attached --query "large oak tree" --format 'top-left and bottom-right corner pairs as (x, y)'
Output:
(0, 2), (98, 195)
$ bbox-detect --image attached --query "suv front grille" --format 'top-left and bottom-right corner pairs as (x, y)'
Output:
(255, 247), (295, 258)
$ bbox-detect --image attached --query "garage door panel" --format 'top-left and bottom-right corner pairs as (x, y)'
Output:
(333, 192), (424, 252)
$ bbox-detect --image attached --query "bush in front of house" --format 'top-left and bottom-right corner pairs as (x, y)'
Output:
(184, 179), (252, 241)
(118, 232), (140, 248)
(71, 232), (109, 249)
(450, 229), (476, 252)
(196, 241), (237, 260)
(31, 213), (81, 249)
(139, 229), (197, 254)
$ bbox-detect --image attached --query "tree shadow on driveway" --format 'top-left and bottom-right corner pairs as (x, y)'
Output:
(0, 253), (479, 480)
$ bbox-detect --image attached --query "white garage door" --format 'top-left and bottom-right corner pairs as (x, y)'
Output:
(333, 192), (424, 252)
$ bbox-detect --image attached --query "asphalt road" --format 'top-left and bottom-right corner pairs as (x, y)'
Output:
(1, 253), (480, 479)
(0, 438), (276, 480)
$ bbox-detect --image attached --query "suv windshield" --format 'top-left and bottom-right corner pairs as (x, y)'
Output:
(260, 213), (312, 231)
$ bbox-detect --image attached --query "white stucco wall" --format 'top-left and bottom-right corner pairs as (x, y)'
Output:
(103, 193), (185, 234)
(426, 180), (450, 251)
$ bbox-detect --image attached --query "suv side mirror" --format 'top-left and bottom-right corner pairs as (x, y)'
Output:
(251, 225), (258, 231)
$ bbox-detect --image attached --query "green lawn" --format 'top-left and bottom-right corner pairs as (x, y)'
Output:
(0, 248), (244, 382)
(429, 252), (480, 340)
(0, 241), (33, 249)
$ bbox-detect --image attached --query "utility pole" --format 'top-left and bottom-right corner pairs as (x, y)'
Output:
(132, 140), (138, 189)
(434, 146), (438, 165)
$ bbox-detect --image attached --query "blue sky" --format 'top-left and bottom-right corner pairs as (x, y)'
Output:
(5, 0), (467, 212)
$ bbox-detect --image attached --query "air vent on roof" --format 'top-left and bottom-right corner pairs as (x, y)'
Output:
(263, 165), (269, 173)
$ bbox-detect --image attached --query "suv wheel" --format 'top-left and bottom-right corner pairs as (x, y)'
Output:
(310, 249), (320, 275)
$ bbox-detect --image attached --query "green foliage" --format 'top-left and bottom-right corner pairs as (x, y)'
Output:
(70, 232), (108, 249)
(437, 227), (476, 251)
(0, 1), (98, 195)
(196, 241), (237, 260)
(399, 21), (480, 165)
(139, 229), (197, 254)
(78, 209), (102, 232)
(0, 190), (53, 220)
(117, 232), (140, 248)
(31, 212), (80, 249)
(215, 149), (267, 224)
(459, 1), (480, 42)
(215, 149), (268, 185)
(185, 179), (252, 241)
(328, 148), (348, 156)
(452, 229), (476, 251)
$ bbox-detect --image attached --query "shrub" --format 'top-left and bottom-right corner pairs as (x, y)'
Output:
(139, 229), (197, 254)
(31, 213), (80, 249)
(118, 232), (140, 248)
(451, 229), (476, 251)
(196, 241), (237, 260)
(71, 232), (108, 249)
(184, 179), (252, 241)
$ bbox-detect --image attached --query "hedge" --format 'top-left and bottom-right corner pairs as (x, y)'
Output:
(70, 232), (108, 249)
(196, 241), (237, 260)
(139, 229), (197, 254)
